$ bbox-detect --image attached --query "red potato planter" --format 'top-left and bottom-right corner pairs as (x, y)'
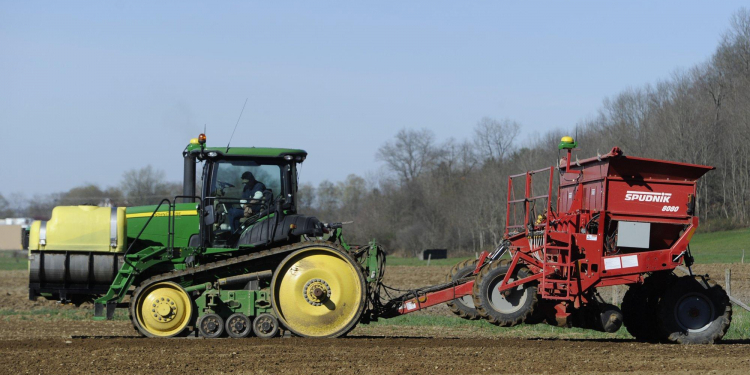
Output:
(402, 143), (731, 344)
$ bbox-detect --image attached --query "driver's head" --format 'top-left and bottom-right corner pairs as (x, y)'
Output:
(241, 171), (256, 185)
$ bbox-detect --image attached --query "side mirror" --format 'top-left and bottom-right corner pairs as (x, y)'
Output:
(204, 205), (215, 226)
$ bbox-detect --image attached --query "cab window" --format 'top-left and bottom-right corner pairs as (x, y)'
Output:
(211, 160), (283, 199)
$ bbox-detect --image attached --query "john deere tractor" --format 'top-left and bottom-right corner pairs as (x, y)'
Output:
(28, 134), (385, 338)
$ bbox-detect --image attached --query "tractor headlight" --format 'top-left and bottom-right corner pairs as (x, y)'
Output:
(207, 151), (218, 158)
(284, 155), (294, 161)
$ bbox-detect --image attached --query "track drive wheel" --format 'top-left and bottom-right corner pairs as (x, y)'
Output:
(446, 259), (481, 320)
(130, 281), (194, 338)
(473, 260), (538, 326)
(198, 313), (225, 338)
(658, 276), (732, 344)
(225, 313), (252, 338)
(271, 245), (366, 338)
(621, 272), (676, 343)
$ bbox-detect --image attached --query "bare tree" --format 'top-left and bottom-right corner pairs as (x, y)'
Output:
(25, 193), (62, 220)
(0, 194), (14, 218)
(438, 138), (477, 177)
(338, 175), (366, 216)
(296, 182), (315, 213)
(473, 117), (520, 162)
(376, 128), (441, 183)
(58, 184), (124, 206)
(121, 165), (180, 206)
(315, 180), (341, 220)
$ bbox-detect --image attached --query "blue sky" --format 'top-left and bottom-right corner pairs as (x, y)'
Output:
(1, 1), (746, 197)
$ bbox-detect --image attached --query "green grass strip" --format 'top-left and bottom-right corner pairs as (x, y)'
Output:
(366, 308), (750, 340)
(0, 251), (27, 271)
(689, 227), (750, 264)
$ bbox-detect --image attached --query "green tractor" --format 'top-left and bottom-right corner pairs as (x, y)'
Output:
(28, 134), (385, 338)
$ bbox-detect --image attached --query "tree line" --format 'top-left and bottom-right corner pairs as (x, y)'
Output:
(3, 9), (749, 256)
(302, 9), (750, 255)
(0, 165), (182, 219)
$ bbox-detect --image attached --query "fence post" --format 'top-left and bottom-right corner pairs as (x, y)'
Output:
(725, 269), (731, 297)
(742, 249), (745, 264)
(427, 253), (432, 266)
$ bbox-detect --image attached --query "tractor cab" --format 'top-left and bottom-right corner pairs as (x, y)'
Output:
(184, 134), (324, 249)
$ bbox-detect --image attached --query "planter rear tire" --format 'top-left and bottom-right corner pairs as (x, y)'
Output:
(621, 272), (676, 343)
(658, 276), (731, 344)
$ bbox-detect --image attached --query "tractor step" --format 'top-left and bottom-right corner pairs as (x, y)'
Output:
(93, 301), (118, 320)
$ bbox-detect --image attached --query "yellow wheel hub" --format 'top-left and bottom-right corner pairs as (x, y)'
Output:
(304, 279), (331, 306)
(135, 282), (193, 337)
(272, 247), (365, 338)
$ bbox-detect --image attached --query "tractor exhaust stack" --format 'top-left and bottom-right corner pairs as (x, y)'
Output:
(183, 152), (196, 202)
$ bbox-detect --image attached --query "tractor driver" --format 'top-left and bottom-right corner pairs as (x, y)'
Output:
(226, 171), (266, 232)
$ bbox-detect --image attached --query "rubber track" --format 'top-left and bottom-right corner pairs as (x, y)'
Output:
(658, 276), (732, 344)
(128, 240), (345, 337)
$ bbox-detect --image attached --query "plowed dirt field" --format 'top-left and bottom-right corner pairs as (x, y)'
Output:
(2, 265), (750, 374)
(2, 336), (750, 374)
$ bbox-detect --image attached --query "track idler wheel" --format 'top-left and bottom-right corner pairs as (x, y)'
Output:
(130, 281), (194, 338)
(657, 275), (732, 344)
(271, 245), (366, 338)
(253, 313), (279, 338)
(446, 259), (481, 320)
(472, 260), (538, 327)
(198, 313), (224, 338)
(225, 313), (252, 338)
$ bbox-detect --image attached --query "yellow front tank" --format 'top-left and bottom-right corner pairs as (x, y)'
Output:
(28, 206), (127, 252)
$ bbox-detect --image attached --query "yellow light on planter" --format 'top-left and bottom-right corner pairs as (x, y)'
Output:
(558, 136), (577, 150)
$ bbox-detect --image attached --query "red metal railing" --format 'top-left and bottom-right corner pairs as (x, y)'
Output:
(504, 167), (554, 240)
